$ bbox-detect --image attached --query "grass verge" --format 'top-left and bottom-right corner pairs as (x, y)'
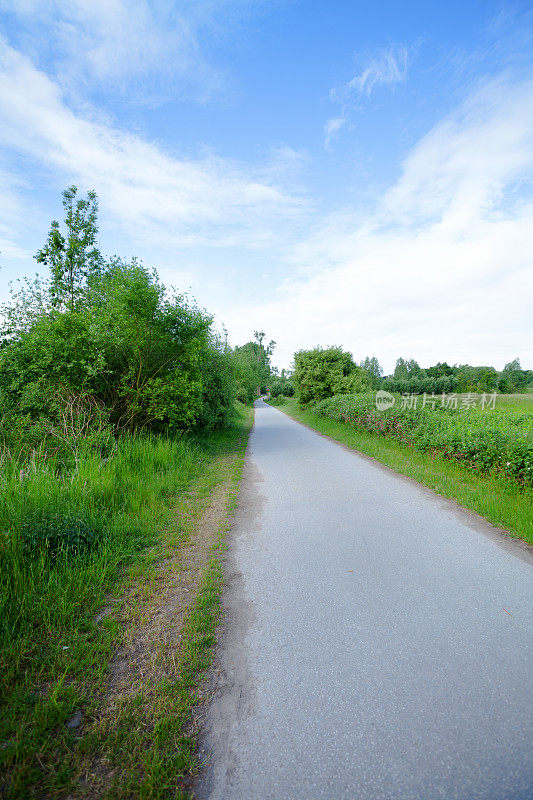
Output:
(1, 403), (253, 799)
(272, 399), (533, 546)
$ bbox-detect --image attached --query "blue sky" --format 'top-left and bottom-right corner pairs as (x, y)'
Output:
(0, 0), (532, 371)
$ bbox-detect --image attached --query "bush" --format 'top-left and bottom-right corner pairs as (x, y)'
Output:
(196, 345), (236, 430)
(310, 393), (533, 485)
(0, 262), (224, 432)
(293, 347), (370, 406)
(270, 380), (294, 398)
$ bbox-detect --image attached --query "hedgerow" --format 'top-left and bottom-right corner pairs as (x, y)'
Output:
(310, 394), (533, 486)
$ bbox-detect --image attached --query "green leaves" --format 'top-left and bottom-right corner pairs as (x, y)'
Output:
(34, 186), (103, 311)
(312, 394), (533, 486)
(234, 332), (276, 403)
(293, 347), (371, 406)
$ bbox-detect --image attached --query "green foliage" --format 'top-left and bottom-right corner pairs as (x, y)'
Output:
(310, 394), (533, 485)
(500, 358), (530, 392)
(0, 257), (226, 433)
(20, 511), (98, 558)
(393, 357), (422, 381)
(233, 331), (276, 404)
(196, 342), (236, 430)
(35, 186), (103, 310)
(270, 379), (295, 398)
(360, 356), (383, 388)
(293, 346), (370, 406)
(382, 374), (459, 395)
(383, 359), (530, 395)
(425, 362), (455, 379)
(0, 391), (114, 471)
(87, 259), (212, 430)
(0, 187), (256, 436)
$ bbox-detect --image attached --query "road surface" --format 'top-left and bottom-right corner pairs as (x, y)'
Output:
(197, 399), (533, 800)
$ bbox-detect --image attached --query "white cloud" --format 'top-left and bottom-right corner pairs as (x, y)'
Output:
(0, 37), (306, 254)
(346, 46), (410, 97)
(324, 117), (346, 150)
(0, 165), (37, 261)
(228, 76), (533, 371)
(326, 45), (411, 148)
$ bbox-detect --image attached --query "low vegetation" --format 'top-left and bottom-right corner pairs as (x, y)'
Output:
(0, 407), (252, 798)
(308, 394), (532, 486)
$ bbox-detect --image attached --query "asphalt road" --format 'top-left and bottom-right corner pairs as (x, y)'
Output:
(197, 399), (533, 800)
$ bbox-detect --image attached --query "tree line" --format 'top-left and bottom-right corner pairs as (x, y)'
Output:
(284, 347), (531, 408)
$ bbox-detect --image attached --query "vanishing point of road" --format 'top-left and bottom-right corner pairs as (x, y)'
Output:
(197, 399), (533, 800)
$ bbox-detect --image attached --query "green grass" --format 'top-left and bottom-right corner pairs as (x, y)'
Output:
(0, 403), (253, 799)
(75, 406), (252, 800)
(274, 399), (533, 545)
(492, 392), (533, 412)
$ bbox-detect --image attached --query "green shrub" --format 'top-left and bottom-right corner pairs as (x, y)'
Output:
(311, 394), (533, 485)
(293, 347), (370, 406)
(270, 380), (294, 398)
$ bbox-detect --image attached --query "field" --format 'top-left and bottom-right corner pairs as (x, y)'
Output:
(271, 395), (533, 545)
(492, 390), (533, 412)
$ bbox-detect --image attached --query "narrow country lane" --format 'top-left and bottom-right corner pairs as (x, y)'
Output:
(196, 400), (533, 800)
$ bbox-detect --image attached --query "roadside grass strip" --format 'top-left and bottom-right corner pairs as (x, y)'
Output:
(0, 403), (252, 799)
(272, 398), (533, 546)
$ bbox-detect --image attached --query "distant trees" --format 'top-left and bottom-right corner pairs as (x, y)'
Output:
(233, 331), (275, 403)
(291, 345), (532, 405)
(426, 362), (454, 379)
(381, 359), (530, 395)
(290, 349), (530, 403)
(393, 357), (422, 381)
(499, 358), (530, 392)
(269, 368), (295, 399)
(360, 356), (383, 388)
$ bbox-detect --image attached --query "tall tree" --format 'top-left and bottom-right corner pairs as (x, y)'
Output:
(500, 358), (528, 391)
(252, 330), (276, 397)
(35, 186), (103, 310)
(360, 356), (383, 387)
(393, 357), (409, 381)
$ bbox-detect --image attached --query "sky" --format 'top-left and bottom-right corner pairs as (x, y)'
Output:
(0, 0), (532, 373)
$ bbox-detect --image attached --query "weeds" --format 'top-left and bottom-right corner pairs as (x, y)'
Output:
(0, 404), (252, 798)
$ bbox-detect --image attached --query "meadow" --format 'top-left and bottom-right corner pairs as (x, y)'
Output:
(492, 390), (533, 412)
